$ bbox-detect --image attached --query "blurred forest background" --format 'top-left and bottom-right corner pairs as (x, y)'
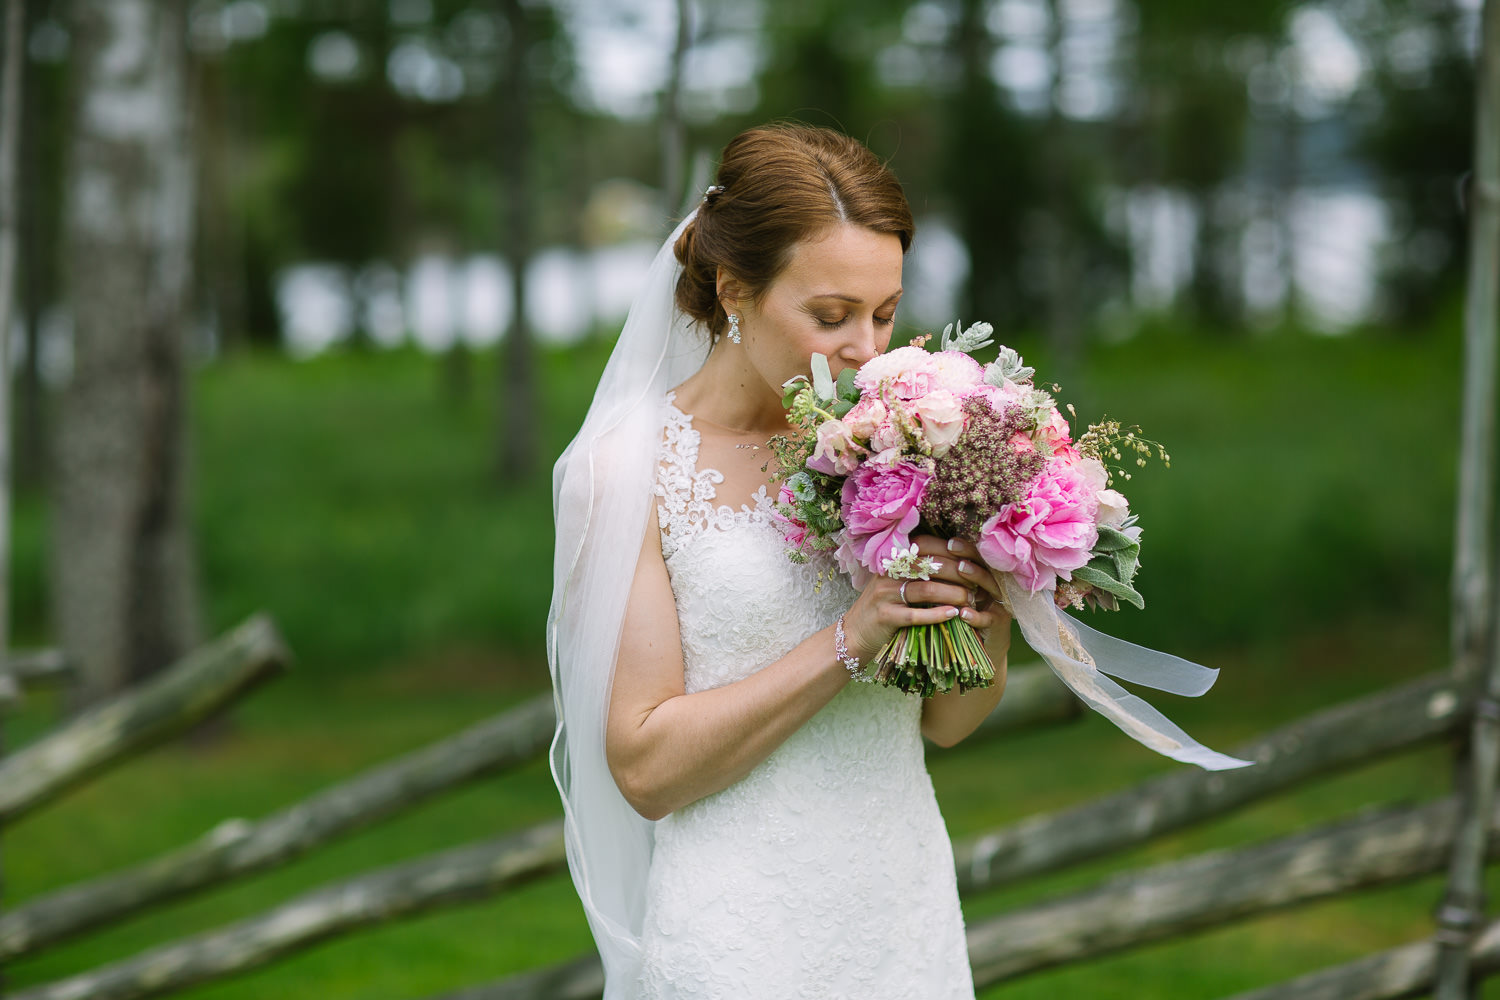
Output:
(4, 0), (1494, 996)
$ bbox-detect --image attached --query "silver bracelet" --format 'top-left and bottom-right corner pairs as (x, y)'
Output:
(834, 614), (869, 682)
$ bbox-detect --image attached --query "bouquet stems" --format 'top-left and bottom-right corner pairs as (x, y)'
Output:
(864, 618), (994, 697)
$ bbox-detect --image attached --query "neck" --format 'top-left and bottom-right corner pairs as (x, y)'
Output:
(673, 341), (791, 435)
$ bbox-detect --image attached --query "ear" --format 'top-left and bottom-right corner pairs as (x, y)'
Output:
(715, 266), (746, 316)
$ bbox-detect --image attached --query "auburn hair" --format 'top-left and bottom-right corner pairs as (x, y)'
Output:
(674, 123), (915, 343)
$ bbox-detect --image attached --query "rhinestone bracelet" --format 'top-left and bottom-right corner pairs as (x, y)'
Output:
(834, 614), (870, 682)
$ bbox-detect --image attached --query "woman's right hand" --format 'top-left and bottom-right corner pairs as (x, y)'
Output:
(839, 554), (972, 665)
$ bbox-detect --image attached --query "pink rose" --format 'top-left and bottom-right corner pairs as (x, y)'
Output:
(977, 467), (1100, 593)
(844, 397), (888, 442)
(808, 418), (863, 476)
(1052, 442), (1083, 465)
(841, 460), (931, 574)
(1038, 408), (1072, 452)
(869, 415), (904, 454)
(911, 389), (965, 457)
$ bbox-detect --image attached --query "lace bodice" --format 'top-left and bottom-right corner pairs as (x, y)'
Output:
(636, 393), (975, 999)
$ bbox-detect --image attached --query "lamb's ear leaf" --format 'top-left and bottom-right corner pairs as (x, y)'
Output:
(1072, 560), (1145, 609)
(811, 354), (835, 402)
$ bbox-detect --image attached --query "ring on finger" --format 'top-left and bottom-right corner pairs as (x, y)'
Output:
(899, 581), (911, 607)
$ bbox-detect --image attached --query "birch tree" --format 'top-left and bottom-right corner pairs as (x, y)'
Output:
(55, 0), (202, 705)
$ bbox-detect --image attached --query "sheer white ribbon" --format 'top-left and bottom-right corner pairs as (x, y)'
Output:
(1000, 576), (1256, 771)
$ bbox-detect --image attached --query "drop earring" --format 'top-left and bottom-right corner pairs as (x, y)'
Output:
(727, 313), (742, 345)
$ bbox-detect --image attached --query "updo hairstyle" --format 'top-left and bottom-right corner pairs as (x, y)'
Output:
(674, 123), (915, 344)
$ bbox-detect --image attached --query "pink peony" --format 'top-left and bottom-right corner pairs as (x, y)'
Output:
(976, 466), (1100, 593)
(841, 460), (931, 574)
(1009, 431), (1037, 455)
(833, 530), (874, 589)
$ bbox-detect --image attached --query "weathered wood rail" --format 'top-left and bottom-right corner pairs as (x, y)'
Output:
(8, 822), (567, 1000)
(0, 614), (289, 824)
(9, 650), (1484, 1000)
(1, 659), (1071, 965)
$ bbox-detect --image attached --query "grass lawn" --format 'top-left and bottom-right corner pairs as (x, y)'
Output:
(5, 320), (1486, 997)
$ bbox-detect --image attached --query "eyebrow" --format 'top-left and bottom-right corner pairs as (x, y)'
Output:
(810, 290), (903, 305)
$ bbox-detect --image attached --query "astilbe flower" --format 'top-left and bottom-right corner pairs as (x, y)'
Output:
(923, 397), (1046, 539)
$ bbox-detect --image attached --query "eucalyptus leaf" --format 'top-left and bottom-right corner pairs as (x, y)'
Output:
(836, 366), (858, 401)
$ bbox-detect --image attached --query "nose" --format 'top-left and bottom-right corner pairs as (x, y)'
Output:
(843, 317), (881, 367)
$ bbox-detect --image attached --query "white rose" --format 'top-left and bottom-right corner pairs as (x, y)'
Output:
(1096, 488), (1130, 528)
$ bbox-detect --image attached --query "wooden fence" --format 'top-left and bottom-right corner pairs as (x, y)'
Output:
(3, 0), (1496, 995)
(0, 629), (1489, 1000)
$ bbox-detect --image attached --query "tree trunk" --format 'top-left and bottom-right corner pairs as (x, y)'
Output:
(16, 0), (42, 492)
(0, 0), (24, 980)
(495, 0), (535, 483)
(1435, 0), (1500, 990)
(659, 0), (690, 221)
(55, 0), (203, 707)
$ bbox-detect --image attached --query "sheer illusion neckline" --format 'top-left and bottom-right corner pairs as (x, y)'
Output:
(656, 392), (777, 559)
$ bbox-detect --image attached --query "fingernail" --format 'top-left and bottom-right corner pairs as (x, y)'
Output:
(960, 607), (974, 621)
(947, 607), (960, 618)
(958, 560), (974, 575)
(947, 538), (960, 553)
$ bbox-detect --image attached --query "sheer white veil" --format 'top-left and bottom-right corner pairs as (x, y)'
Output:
(546, 208), (706, 995)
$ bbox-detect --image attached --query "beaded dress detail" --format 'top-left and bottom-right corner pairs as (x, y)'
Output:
(635, 392), (975, 999)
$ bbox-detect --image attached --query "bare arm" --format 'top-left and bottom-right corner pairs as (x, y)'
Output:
(915, 535), (1015, 748)
(606, 508), (968, 820)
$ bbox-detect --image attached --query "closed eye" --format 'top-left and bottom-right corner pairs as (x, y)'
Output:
(816, 313), (897, 330)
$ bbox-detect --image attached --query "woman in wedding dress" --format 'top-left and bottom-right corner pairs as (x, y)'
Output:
(548, 123), (1014, 999)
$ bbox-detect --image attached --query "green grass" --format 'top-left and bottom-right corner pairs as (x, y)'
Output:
(4, 321), (1482, 997)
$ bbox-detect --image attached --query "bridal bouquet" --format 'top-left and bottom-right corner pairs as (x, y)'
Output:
(770, 321), (1166, 699)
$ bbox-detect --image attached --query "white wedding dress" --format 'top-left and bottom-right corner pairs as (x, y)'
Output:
(634, 393), (976, 999)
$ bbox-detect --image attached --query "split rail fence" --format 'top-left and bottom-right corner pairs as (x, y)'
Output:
(0, 615), (1494, 1000)
(3, 0), (1497, 995)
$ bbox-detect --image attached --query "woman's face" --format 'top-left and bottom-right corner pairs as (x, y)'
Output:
(725, 222), (904, 393)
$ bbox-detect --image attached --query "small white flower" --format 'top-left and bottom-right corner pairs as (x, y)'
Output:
(881, 543), (941, 580)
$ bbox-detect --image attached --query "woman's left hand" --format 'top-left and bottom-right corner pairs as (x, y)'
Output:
(905, 534), (1014, 641)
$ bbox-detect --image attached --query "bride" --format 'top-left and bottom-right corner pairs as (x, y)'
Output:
(548, 123), (1006, 998)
